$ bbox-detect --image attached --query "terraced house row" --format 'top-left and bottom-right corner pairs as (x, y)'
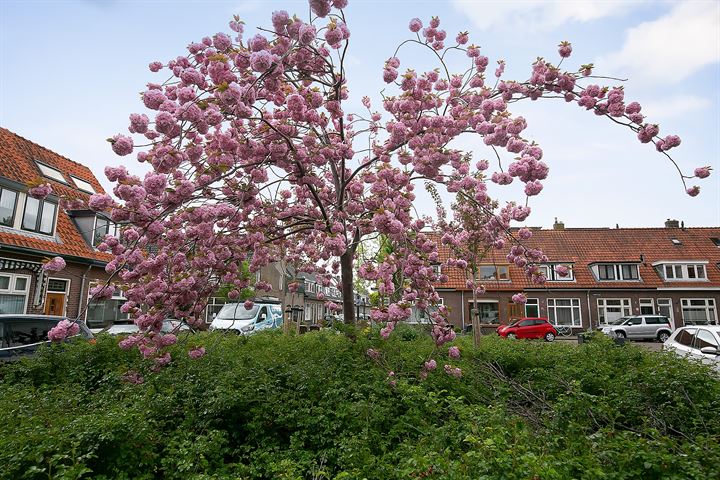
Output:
(433, 220), (720, 332)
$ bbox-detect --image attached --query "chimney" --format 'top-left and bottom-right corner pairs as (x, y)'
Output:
(553, 217), (565, 230)
(665, 219), (680, 228)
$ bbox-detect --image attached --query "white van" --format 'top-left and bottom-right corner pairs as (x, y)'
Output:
(209, 302), (283, 334)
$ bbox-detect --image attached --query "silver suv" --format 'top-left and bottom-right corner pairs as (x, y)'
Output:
(601, 315), (673, 342)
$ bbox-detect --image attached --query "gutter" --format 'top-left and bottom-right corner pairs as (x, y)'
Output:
(0, 244), (108, 267)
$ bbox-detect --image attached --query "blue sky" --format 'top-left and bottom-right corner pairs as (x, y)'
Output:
(1, 0), (718, 229)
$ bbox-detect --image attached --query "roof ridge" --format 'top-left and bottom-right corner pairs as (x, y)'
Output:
(1, 126), (99, 180)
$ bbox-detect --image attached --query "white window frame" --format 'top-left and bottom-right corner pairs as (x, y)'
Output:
(546, 298), (582, 327)
(70, 176), (96, 194)
(657, 298), (675, 329)
(432, 264), (441, 275)
(681, 298), (717, 325)
(85, 282), (128, 324)
(92, 216), (119, 247)
(593, 263), (641, 282)
(539, 263), (574, 282)
(639, 298), (655, 315)
(597, 298), (632, 324)
(0, 272), (31, 314)
(478, 265), (510, 282)
(21, 195), (58, 236)
(654, 261), (709, 282)
(525, 297), (540, 317)
(35, 161), (68, 184)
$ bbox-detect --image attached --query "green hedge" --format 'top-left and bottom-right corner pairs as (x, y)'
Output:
(1, 330), (718, 479)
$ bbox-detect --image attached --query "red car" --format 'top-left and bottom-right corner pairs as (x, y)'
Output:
(497, 317), (557, 342)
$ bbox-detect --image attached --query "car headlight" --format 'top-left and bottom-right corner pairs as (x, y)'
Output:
(241, 325), (254, 332)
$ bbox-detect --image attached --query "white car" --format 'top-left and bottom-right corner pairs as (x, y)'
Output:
(209, 302), (283, 334)
(663, 326), (720, 372)
(101, 319), (193, 336)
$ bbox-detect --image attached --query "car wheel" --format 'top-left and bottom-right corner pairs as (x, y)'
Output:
(658, 331), (670, 343)
(508, 333), (517, 340)
(544, 332), (555, 342)
(615, 331), (626, 339)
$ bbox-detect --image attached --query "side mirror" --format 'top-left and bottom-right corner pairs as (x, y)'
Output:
(212, 313), (217, 319)
(700, 346), (720, 356)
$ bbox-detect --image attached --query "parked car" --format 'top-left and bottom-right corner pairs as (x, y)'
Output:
(101, 319), (194, 336)
(497, 318), (557, 342)
(600, 315), (673, 342)
(209, 301), (283, 334)
(0, 314), (94, 360)
(663, 326), (720, 372)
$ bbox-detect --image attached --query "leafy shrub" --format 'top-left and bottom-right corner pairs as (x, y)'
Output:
(0, 332), (718, 479)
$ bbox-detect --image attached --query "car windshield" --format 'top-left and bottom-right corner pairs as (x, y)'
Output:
(611, 317), (630, 325)
(216, 304), (258, 320)
(508, 320), (521, 327)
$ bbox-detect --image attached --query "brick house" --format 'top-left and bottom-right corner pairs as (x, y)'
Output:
(434, 221), (720, 332)
(0, 127), (123, 327)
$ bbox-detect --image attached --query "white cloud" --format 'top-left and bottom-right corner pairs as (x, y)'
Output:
(598, 1), (720, 84)
(451, 0), (637, 31)
(640, 94), (711, 119)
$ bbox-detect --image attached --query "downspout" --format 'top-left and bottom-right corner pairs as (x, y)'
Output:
(586, 290), (593, 331)
(461, 290), (465, 331)
(77, 265), (92, 321)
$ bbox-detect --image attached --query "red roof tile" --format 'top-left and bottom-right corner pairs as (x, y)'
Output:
(0, 127), (111, 263)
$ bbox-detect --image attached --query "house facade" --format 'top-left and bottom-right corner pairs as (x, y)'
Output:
(434, 221), (720, 332)
(0, 127), (123, 327)
(202, 263), (344, 325)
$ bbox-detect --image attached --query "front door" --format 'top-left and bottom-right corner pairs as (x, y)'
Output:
(44, 293), (65, 316)
(507, 303), (523, 322)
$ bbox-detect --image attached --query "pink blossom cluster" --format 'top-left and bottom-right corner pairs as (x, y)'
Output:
(42, 256), (66, 272)
(28, 183), (53, 199)
(444, 364), (462, 378)
(47, 320), (80, 342)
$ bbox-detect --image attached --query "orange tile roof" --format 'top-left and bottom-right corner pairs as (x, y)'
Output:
(0, 127), (111, 263)
(432, 227), (720, 291)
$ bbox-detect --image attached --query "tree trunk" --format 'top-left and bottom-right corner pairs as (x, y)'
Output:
(340, 250), (356, 324)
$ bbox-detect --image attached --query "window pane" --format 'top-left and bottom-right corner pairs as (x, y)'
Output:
(0, 276), (10, 290)
(665, 265), (674, 279)
(688, 265), (696, 279)
(47, 279), (67, 292)
(0, 294), (26, 314)
(479, 266), (496, 280)
(14, 277), (27, 292)
(622, 265), (638, 280)
(39, 201), (56, 235)
(674, 265), (683, 278)
(94, 217), (109, 246)
(497, 266), (509, 280)
(9, 321), (50, 346)
(695, 330), (719, 349)
(0, 189), (17, 226)
(70, 176), (96, 194)
(697, 265), (706, 279)
(677, 329), (696, 347)
(36, 162), (67, 183)
(22, 197), (39, 230)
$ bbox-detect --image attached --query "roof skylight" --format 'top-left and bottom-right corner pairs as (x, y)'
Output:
(70, 175), (96, 194)
(35, 161), (68, 184)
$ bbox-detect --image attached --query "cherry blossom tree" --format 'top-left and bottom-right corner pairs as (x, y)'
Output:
(63, 0), (710, 361)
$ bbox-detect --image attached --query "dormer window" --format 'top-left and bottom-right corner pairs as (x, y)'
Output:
(538, 264), (574, 281)
(70, 176), (96, 194)
(660, 263), (707, 281)
(35, 161), (68, 184)
(593, 263), (640, 281)
(22, 196), (57, 235)
(93, 215), (118, 246)
(479, 265), (510, 281)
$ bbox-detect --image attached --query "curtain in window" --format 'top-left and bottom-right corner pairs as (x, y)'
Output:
(0, 294), (25, 314)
